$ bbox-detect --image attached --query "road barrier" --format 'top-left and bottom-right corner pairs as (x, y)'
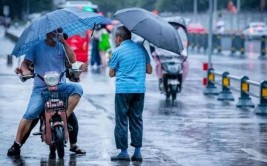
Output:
(203, 68), (267, 114)
(189, 33), (266, 58)
(261, 36), (266, 57)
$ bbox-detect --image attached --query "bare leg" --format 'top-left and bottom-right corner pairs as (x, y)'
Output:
(15, 119), (32, 144)
(67, 94), (81, 117)
(100, 51), (107, 68)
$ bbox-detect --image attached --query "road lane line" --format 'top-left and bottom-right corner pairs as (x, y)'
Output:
(241, 148), (267, 163)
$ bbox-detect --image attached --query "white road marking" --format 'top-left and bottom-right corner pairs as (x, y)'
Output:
(241, 148), (267, 163)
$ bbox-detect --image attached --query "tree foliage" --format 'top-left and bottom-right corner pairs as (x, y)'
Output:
(0, 0), (52, 20)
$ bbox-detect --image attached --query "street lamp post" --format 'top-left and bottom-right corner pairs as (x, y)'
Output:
(237, 0), (240, 12)
(194, 0), (197, 21)
(208, 0), (213, 68)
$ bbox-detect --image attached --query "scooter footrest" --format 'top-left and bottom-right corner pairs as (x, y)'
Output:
(32, 131), (42, 136)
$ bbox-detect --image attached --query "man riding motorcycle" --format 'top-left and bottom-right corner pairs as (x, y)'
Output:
(7, 27), (85, 157)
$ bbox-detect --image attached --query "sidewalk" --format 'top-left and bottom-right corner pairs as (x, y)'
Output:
(0, 27), (16, 58)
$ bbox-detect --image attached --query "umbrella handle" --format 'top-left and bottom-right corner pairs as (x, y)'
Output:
(142, 39), (145, 45)
(91, 23), (96, 37)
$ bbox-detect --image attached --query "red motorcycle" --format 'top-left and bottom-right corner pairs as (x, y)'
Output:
(21, 71), (69, 158)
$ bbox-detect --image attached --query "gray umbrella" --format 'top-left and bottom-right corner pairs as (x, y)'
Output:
(114, 8), (183, 54)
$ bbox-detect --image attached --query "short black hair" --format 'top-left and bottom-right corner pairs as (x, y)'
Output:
(115, 26), (131, 40)
(46, 27), (63, 36)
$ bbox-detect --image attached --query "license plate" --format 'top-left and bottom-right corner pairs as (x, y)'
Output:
(168, 79), (179, 85)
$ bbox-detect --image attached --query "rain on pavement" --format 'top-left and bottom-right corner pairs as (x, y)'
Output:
(1, 26), (267, 166)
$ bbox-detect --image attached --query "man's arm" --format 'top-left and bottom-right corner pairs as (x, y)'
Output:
(108, 51), (118, 78)
(58, 35), (76, 63)
(146, 63), (152, 74)
(109, 68), (116, 77)
(144, 46), (152, 74)
(15, 59), (32, 75)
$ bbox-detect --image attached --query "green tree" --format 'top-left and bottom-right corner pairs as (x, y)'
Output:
(0, 0), (53, 20)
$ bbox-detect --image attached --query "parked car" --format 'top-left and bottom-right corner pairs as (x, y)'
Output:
(243, 22), (267, 39)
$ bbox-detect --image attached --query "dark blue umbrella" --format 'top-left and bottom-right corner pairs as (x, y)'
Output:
(100, 18), (112, 25)
(114, 8), (183, 54)
(12, 8), (105, 57)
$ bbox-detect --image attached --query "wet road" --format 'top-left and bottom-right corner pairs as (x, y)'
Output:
(1, 27), (267, 165)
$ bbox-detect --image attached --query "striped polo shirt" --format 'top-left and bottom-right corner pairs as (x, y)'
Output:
(109, 40), (150, 93)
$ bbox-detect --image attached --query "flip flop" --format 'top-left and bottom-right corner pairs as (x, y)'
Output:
(69, 145), (86, 154)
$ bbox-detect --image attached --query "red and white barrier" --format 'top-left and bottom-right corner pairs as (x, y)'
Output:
(203, 63), (209, 86)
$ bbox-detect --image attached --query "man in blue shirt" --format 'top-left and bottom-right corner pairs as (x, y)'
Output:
(109, 26), (152, 162)
(7, 28), (85, 157)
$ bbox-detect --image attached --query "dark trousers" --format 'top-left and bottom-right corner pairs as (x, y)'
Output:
(21, 113), (78, 145)
(90, 40), (101, 66)
(115, 93), (145, 149)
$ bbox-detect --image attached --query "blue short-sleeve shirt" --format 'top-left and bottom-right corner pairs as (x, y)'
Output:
(109, 40), (150, 93)
(25, 40), (66, 88)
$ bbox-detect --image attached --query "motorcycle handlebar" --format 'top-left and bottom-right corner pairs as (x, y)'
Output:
(19, 74), (34, 82)
(19, 71), (66, 83)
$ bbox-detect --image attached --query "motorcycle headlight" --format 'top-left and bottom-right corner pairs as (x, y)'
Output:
(43, 71), (60, 86)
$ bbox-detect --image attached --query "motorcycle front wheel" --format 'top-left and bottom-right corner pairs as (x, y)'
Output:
(54, 125), (65, 158)
(170, 85), (177, 101)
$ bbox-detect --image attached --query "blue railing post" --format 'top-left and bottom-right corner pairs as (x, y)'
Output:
(260, 35), (266, 58)
(255, 81), (267, 114)
(217, 72), (234, 101)
(236, 76), (254, 108)
(203, 68), (219, 95)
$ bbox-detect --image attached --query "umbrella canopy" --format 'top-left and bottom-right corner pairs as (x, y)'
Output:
(12, 8), (105, 57)
(114, 8), (183, 54)
(100, 18), (112, 25)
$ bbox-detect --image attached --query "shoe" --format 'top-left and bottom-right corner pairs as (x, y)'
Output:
(111, 153), (130, 161)
(49, 146), (56, 159)
(69, 145), (86, 154)
(131, 153), (142, 162)
(7, 142), (21, 156)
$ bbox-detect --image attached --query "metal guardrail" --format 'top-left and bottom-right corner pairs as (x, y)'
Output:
(188, 33), (266, 58)
(203, 68), (267, 114)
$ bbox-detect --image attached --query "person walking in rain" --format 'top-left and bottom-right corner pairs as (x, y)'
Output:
(109, 26), (152, 162)
(90, 25), (102, 68)
(98, 25), (111, 68)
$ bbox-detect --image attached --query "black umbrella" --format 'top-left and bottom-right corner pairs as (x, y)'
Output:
(114, 8), (183, 54)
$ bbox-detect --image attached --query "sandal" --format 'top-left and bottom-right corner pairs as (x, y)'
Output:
(69, 145), (86, 154)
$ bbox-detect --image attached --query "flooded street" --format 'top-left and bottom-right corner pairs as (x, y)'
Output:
(1, 26), (267, 165)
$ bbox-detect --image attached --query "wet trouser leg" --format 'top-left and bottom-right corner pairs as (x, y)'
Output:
(91, 40), (101, 66)
(68, 113), (78, 144)
(96, 51), (101, 66)
(129, 94), (144, 148)
(114, 93), (144, 149)
(115, 94), (129, 149)
(91, 40), (97, 66)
